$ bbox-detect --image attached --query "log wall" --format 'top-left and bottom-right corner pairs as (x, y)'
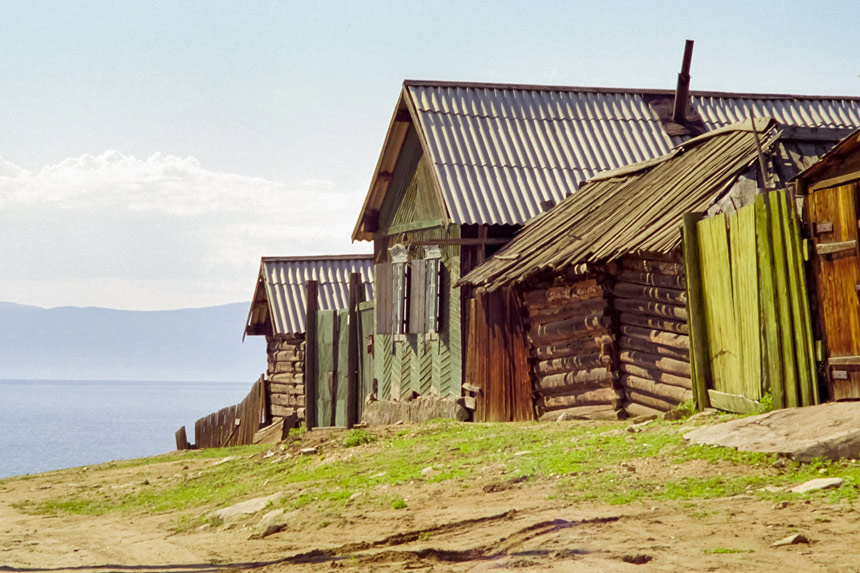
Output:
(523, 276), (622, 417)
(612, 254), (693, 416)
(266, 335), (306, 426)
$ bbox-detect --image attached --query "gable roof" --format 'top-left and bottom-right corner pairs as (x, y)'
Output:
(461, 118), (780, 291)
(244, 255), (374, 337)
(352, 80), (860, 241)
(795, 128), (860, 183)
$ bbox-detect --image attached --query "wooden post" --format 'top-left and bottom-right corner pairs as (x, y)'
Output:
(305, 280), (319, 429)
(346, 273), (361, 429)
(682, 212), (711, 410)
(175, 426), (189, 450)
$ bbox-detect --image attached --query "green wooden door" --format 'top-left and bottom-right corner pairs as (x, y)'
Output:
(315, 310), (336, 426)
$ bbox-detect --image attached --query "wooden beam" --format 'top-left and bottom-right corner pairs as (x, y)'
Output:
(304, 280), (319, 430)
(346, 273), (360, 429)
(815, 240), (857, 255)
(682, 212), (711, 410)
(409, 238), (509, 246)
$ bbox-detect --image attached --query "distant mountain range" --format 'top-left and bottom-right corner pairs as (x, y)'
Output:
(0, 301), (266, 382)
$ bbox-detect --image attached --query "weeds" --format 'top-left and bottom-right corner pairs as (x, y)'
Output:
(342, 429), (375, 448)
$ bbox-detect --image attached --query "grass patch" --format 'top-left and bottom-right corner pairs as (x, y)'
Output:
(703, 547), (752, 554)
(17, 418), (860, 520)
(342, 429), (375, 448)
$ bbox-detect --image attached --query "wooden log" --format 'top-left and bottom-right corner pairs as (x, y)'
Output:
(618, 312), (688, 334)
(536, 368), (615, 393)
(541, 387), (623, 411)
(271, 404), (296, 418)
(535, 352), (611, 376)
(618, 335), (689, 361)
(618, 349), (691, 377)
(532, 334), (614, 361)
(527, 296), (607, 325)
(612, 282), (687, 305)
(269, 372), (304, 384)
(522, 279), (603, 309)
(270, 393), (301, 407)
(619, 363), (692, 389)
(624, 388), (679, 412)
(622, 258), (685, 277)
(616, 270), (686, 290)
(620, 374), (693, 404)
(618, 324), (688, 350)
(270, 361), (305, 375)
(270, 349), (303, 362)
(268, 382), (304, 395)
(175, 426), (189, 450)
(538, 404), (623, 421)
(614, 299), (688, 321)
(623, 401), (664, 419)
(529, 313), (611, 344)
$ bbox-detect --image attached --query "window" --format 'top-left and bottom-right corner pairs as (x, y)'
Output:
(375, 243), (442, 336)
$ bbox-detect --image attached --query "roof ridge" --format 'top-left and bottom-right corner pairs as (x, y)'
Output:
(260, 254), (373, 262)
(404, 79), (860, 101)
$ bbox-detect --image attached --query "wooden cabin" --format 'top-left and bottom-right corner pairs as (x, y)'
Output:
(353, 79), (860, 422)
(244, 255), (374, 427)
(796, 130), (860, 401)
(463, 118), (846, 419)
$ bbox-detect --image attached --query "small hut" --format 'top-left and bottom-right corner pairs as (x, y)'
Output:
(463, 118), (830, 419)
(244, 255), (374, 427)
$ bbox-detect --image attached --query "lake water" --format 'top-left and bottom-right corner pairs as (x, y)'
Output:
(0, 379), (252, 479)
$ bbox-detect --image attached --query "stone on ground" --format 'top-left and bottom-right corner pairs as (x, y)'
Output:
(209, 493), (284, 522)
(684, 402), (860, 461)
(790, 477), (843, 494)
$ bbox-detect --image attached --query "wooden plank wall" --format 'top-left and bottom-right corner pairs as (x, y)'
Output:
(612, 255), (693, 417)
(266, 335), (305, 424)
(465, 288), (533, 422)
(695, 190), (817, 411)
(522, 275), (621, 417)
(193, 376), (265, 449)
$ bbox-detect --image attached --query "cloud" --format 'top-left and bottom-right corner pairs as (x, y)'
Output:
(0, 152), (370, 310)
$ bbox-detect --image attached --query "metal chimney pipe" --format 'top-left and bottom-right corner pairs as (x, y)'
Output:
(672, 40), (695, 123)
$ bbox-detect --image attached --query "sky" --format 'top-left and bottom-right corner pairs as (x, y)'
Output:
(2, 0), (860, 310)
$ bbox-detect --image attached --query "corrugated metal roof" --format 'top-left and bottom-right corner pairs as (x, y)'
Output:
(390, 81), (860, 229)
(407, 84), (674, 226)
(245, 255), (374, 336)
(461, 118), (779, 291)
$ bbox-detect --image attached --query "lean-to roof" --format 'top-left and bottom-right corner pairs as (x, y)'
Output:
(461, 118), (779, 291)
(245, 255), (374, 337)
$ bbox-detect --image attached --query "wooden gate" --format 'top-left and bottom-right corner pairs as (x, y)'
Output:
(689, 189), (817, 411)
(808, 183), (860, 400)
(304, 275), (371, 428)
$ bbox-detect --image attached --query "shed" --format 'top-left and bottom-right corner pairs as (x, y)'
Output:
(463, 118), (825, 419)
(796, 130), (860, 401)
(244, 255), (374, 427)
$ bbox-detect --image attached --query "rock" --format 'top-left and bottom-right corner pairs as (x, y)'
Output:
(772, 533), (809, 547)
(299, 447), (318, 456)
(208, 493), (284, 523)
(790, 477), (843, 494)
(513, 451), (532, 457)
(420, 466), (437, 477)
(763, 485), (786, 493)
(348, 492), (362, 502)
(630, 414), (658, 424)
(264, 450), (275, 458)
(249, 509), (289, 539)
(688, 409), (719, 421)
(773, 458), (787, 468)
(684, 402), (860, 462)
(214, 456), (240, 466)
(361, 396), (470, 425)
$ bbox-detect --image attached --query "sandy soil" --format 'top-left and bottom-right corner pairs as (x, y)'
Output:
(2, 429), (860, 572)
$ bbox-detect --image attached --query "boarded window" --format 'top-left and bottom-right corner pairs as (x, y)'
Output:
(375, 263), (393, 334)
(426, 258), (442, 332)
(408, 259), (426, 333)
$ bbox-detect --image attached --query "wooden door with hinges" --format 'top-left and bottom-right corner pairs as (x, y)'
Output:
(808, 183), (860, 399)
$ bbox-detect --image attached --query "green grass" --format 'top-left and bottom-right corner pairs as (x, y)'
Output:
(15, 419), (860, 521)
(703, 547), (752, 554)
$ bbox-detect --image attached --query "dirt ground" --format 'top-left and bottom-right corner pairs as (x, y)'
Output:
(2, 428), (860, 572)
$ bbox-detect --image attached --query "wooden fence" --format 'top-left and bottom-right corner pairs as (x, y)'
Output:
(176, 375), (266, 450)
(684, 189), (818, 413)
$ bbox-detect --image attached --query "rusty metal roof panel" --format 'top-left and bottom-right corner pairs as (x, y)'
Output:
(247, 255), (374, 336)
(407, 84), (674, 226)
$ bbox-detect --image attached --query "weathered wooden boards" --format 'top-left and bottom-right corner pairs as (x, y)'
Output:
(614, 255), (693, 415)
(465, 288), (534, 422)
(266, 335), (306, 424)
(695, 190), (817, 411)
(194, 376), (265, 449)
(524, 277), (621, 417)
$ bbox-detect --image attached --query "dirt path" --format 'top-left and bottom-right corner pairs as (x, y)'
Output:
(2, 462), (859, 572)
